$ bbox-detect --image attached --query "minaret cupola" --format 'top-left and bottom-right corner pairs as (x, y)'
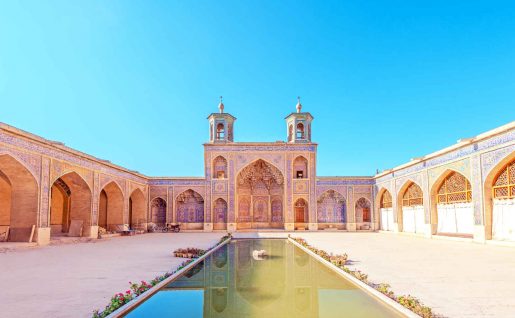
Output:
(285, 97), (314, 143)
(208, 96), (236, 143)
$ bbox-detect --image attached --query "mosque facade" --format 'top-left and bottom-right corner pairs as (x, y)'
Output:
(0, 100), (513, 245)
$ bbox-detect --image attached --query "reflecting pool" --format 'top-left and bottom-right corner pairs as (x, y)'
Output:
(126, 239), (403, 317)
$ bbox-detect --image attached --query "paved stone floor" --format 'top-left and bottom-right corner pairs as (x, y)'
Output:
(0, 233), (222, 318)
(1, 232), (514, 317)
(290, 232), (515, 318)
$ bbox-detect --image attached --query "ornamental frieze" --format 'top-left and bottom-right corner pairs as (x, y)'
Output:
(293, 179), (309, 194)
(213, 180), (227, 194)
(0, 146), (41, 183)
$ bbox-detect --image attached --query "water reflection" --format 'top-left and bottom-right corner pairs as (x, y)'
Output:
(127, 239), (402, 318)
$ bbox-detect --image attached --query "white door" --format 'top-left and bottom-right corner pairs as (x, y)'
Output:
(414, 205), (425, 234)
(493, 199), (515, 241)
(402, 206), (416, 233)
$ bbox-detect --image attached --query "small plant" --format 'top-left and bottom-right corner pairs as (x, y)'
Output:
(93, 234), (231, 317)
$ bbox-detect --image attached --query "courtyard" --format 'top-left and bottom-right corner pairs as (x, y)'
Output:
(0, 232), (514, 317)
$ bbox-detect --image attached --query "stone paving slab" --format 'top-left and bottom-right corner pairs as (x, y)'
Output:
(0, 233), (222, 318)
(294, 232), (515, 318)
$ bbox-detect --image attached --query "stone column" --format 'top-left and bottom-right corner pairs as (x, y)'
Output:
(470, 154), (486, 242)
(36, 157), (51, 245)
(347, 186), (356, 231)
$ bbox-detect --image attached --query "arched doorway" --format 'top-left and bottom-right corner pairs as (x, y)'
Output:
(129, 189), (146, 231)
(294, 198), (308, 229)
(399, 181), (425, 233)
(176, 189), (204, 230)
(487, 156), (515, 241)
(293, 156), (308, 179)
(355, 197), (371, 230)
(236, 159), (284, 230)
(150, 197), (167, 226)
(0, 154), (38, 242)
(49, 172), (92, 238)
(98, 182), (124, 232)
(317, 190), (346, 230)
(213, 198), (227, 230)
(432, 171), (473, 236)
(378, 189), (394, 231)
(213, 156), (227, 179)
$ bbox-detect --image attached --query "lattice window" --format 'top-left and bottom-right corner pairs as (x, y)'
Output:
(380, 190), (392, 208)
(402, 182), (423, 206)
(493, 159), (515, 199)
(437, 172), (472, 203)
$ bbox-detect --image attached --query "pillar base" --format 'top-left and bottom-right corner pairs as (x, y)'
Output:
(473, 225), (486, 243)
(347, 223), (357, 231)
(227, 223), (236, 233)
(308, 223), (318, 231)
(393, 223), (401, 233)
(423, 224), (433, 238)
(87, 226), (99, 239)
(203, 223), (213, 232)
(36, 227), (50, 245)
(284, 223), (294, 231)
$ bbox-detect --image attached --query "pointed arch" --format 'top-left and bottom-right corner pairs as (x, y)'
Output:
(212, 156), (228, 179)
(0, 154), (38, 242)
(150, 197), (167, 225)
(236, 159), (284, 230)
(484, 151), (515, 240)
(176, 189), (204, 230)
(430, 170), (473, 236)
(98, 181), (125, 232)
(129, 188), (146, 230)
(294, 198), (308, 225)
(397, 181), (425, 233)
(50, 171), (92, 237)
(317, 190), (346, 229)
(213, 198), (227, 230)
(293, 156), (308, 179)
(377, 188), (394, 231)
(355, 197), (371, 223)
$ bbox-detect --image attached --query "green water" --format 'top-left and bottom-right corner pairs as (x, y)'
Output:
(126, 239), (404, 317)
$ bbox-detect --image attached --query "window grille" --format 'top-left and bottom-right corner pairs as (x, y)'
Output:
(437, 172), (472, 203)
(402, 183), (423, 206)
(493, 160), (515, 199)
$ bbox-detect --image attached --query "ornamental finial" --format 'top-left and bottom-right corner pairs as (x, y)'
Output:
(296, 96), (302, 113)
(218, 96), (224, 113)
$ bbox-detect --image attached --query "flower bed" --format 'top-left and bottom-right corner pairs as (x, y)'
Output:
(92, 234), (232, 318)
(290, 236), (434, 318)
(172, 247), (206, 258)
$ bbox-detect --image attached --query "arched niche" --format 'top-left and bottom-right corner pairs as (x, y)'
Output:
(129, 189), (146, 230)
(98, 181), (125, 232)
(398, 181), (424, 234)
(430, 170), (473, 236)
(50, 171), (92, 237)
(213, 198), (227, 230)
(0, 154), (38, 242)
(176, 189), (204, 230)
(236, 159), (284, 230)
(316, 190), (346, 230)
(293, 156), (308, 179)
(212, 156), (228, 179)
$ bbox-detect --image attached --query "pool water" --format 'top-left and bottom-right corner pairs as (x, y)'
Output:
(126, 239), (404, 317)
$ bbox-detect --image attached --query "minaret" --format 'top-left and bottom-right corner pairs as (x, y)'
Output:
(285, 97), (314, 143)
(207, 96), (236, 143)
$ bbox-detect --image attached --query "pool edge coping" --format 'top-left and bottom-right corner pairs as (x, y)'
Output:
(105, 236), (231, 318)
(287, 237), (421, 318)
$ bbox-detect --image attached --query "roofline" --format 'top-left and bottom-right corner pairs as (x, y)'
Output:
(374, 120), (515, 179)
(204, 141), (318, 146)
(0, 122), (147, 179)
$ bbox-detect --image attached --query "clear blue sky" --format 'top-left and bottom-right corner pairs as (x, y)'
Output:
(0, 1), (513, 177)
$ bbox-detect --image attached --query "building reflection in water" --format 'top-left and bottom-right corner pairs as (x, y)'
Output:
(163, 239), (366, 318)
